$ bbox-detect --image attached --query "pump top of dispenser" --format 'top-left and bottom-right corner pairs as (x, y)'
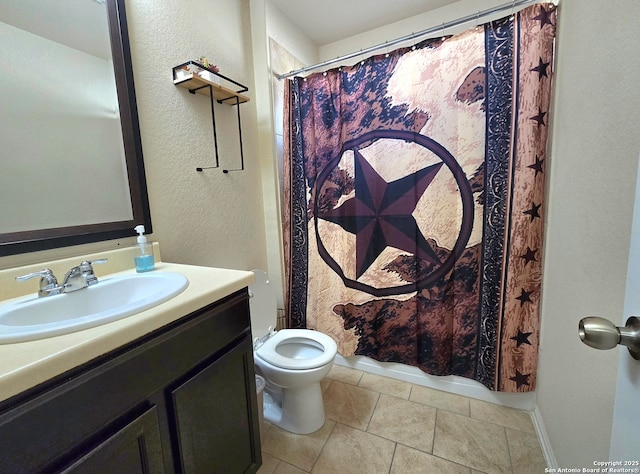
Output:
(134, 225), (147, 244)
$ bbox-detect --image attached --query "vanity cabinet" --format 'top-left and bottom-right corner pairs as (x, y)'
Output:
(0, 289), (261, 474)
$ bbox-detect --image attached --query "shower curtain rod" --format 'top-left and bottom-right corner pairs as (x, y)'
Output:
(277, 0), (548, 79)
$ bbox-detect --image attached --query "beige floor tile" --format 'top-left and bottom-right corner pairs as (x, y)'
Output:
(258, 452), (281, 473)
(312, 423), (395, 474)
(261, 419), (336, 472)
(358, 372), (412, 399)
(433, 410), (511, 474)
(320, 378), (331, 394)
(326, 364), (364, 385)
(470, 399), (535, 434)
(323, 380), (379, 430)
(367, 394), (436, 452)
(506, 428), (547, 474)
(391, 444), (471, 474)
(409, 385), (471, 416)
(274, 461), (310, 474)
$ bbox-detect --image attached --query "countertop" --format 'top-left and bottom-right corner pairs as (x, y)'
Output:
(0, 262), (254, 402)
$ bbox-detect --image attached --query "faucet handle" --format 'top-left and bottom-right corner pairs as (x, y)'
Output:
(79, 258), (108, 286)
(16, 268), (57, 283)
(15, 268), (62, 297)
(79, 258), (107, 271)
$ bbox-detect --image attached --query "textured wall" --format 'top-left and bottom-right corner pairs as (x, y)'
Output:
(126, 0), (268, 271)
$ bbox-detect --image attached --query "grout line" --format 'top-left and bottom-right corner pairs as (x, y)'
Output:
(504, 425), (515, 474)
(364, 390), (382, 432)
(432, 408), (439, 455)
(388, 441), (398, 474)
(308, 419), (338, 473)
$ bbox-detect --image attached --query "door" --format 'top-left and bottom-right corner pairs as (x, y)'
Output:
(61, 406), (166, 474)
(609, 156), (640, 460)
(170, 335), (261, 474)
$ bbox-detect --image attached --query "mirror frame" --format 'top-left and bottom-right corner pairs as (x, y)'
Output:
(0, 0), (151, 257)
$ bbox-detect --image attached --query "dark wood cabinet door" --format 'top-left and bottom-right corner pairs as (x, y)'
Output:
(170, 336), (261, 474)
(60, 405), (166, 474)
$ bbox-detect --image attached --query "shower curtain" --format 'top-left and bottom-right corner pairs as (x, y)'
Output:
(283, 3), (556, 392)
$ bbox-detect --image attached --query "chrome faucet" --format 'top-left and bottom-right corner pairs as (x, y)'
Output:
(16, 258), (108, 297)
(62, 259), (108, 293)
(15, 268), (62, 297)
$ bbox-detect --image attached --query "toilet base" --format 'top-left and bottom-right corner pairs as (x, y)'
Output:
(262, 381), (326, 434)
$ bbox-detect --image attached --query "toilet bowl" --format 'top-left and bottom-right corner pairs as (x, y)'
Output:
(249, 270), (337, 434)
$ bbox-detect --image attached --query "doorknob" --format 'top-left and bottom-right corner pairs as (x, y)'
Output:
(578, 316), (640, 360)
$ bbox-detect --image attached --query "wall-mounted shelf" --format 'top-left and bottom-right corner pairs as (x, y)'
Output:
(172, 61), (249, 172)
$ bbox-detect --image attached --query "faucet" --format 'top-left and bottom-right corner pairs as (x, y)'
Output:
(15, 268), (62, 297)
(16, 258), (108, 297)
(62, 259), (108, 293)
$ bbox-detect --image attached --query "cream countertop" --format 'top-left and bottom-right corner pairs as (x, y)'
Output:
(0, 261), (254, 402)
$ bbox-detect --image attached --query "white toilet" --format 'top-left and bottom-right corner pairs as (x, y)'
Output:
(249, 270), (337, 434)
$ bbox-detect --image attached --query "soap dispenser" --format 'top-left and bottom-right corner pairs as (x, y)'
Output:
(134, 225), (155, 272)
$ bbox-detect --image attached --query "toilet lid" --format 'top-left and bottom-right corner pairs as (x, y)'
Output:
(255, 329), (337, 370)
(249, 269), (277, 340)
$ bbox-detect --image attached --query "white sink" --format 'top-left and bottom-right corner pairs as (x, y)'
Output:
(0, 272), (189, 344)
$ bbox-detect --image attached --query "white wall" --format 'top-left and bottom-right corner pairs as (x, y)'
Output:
(537, 0), (640, 466)
(318, 0), (509, 64)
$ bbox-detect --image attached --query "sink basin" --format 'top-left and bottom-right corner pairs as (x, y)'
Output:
(0, 272), (189, 344)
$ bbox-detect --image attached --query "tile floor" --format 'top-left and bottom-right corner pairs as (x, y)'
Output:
(257, 365), (546, 474)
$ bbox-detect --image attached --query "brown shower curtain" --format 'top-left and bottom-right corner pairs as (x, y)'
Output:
(283, 4), (556, 392)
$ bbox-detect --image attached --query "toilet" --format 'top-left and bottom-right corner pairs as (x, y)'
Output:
(249, 270), (337, 434)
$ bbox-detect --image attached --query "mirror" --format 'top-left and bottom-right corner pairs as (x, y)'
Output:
(0, 0), (151, 256)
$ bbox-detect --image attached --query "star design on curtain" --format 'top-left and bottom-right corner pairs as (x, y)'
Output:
(520, 247), (538, 266)
(509, 369), (530, 389)
(527, 155), (544, 177)
(532, 6), (554, 29)
(318, 148), (444, 279)
(510, 330), (532, 347)
(523, 202), (541, 222)
(516, 288), (534, 306)
(530, 107), (547, 126)
(531, 57), (550, 80)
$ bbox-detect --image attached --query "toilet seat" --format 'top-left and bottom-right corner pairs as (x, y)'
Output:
(255, 329), (337, 370)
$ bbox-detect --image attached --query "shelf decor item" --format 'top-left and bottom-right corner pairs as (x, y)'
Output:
(175, 58), (221, 84)
(172, 60), (248, 103)
(172, 61), (250, 172)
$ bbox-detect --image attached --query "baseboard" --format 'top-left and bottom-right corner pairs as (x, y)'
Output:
(334, 354), (536, 411)
(531, 405), (558, 469)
